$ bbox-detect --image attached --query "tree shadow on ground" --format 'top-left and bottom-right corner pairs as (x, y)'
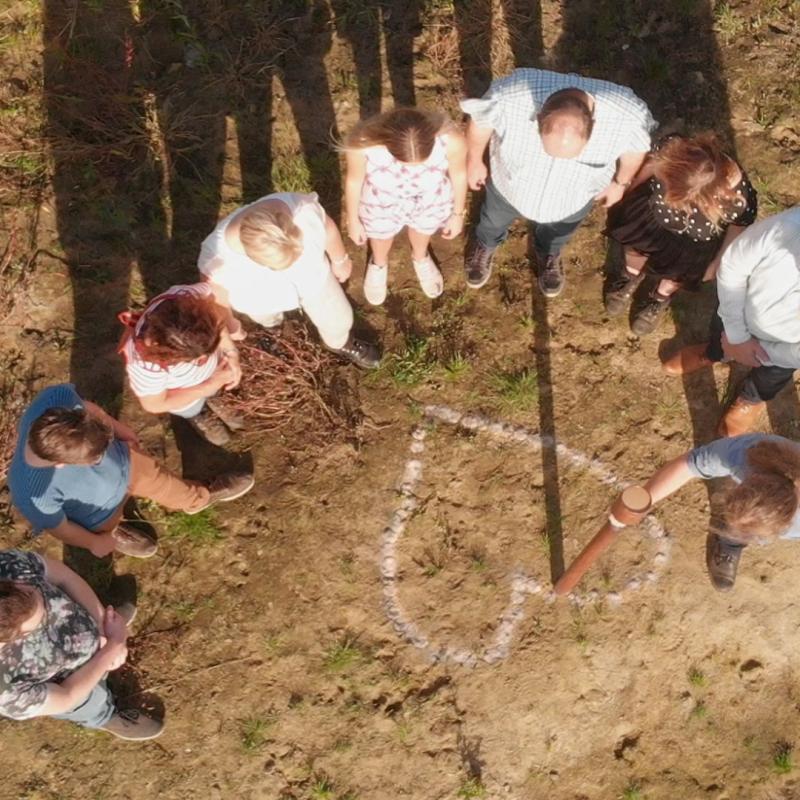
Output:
(331, 0), (421, 117)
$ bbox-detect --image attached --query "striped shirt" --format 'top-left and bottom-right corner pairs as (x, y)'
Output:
(123, 283), (219, 399)
(460, 68), (656, 223)
(8, 384), (130, 533)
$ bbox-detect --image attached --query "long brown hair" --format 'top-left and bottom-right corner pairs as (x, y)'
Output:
(136, 294), (224, 366)
(724, 440), (800, 541)
(344, 107), (448, 163)
(651, 134), (741, 231)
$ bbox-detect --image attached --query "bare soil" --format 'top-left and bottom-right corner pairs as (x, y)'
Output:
(1, 1), (800, 799)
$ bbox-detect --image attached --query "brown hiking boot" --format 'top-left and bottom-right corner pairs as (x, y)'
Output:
(206, 471), (255, 506)
(717, 396), (765, 437)
(112, 524), (158, 559)
(183, 406), (231, 446)
(706, 532), (745, 592)
(101, 708), (164, 741)
(661, 343), (714, 376)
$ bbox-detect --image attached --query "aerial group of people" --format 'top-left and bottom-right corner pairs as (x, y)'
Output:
(2, 65), (799, 743)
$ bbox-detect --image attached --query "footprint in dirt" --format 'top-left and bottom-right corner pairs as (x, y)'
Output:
(379, 406), (672, 668)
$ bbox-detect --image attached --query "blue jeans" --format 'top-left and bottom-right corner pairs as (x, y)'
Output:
(52, 678), (115, 729)
(475, 180), (594, 256)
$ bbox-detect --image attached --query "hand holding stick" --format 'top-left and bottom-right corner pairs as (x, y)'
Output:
(553, 486), (652, 596)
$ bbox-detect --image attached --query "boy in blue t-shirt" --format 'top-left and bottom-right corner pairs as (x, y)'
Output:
(9, 384), (254, 558)
(618, 433), (800, 591)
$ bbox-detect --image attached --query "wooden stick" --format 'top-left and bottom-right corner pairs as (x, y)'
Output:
(553, 486), (652, 596)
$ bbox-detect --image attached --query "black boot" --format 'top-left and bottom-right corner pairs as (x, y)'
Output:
(631, 290), (672, 336)
(330, 333), (381, 370)
(603, 267), (644, 316)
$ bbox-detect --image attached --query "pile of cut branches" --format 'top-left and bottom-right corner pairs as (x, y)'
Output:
(218, 325), (349, 436)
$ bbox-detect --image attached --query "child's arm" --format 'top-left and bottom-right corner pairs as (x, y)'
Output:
(47, 518), (117, 558)
(206, 280), (246, 341)
(344, 149), (368, 246)
(324, 215), (353, 283)
(135, 364), (236, 415)
(442, 130), (468, 241)
(83, 401), (139, 448)
(465, 118), (493, 190)
(626, 156), (655, 193)
(43, 556), (105, 629)
(643, 454), (697, 505)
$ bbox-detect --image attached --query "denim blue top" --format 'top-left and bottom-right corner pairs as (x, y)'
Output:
(687, 433), (800, 540)
(8, 384), (130, 533)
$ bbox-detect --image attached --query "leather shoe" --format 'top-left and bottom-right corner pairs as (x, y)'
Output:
(717, 396), (765, 437)
(661, 343), (714, 376)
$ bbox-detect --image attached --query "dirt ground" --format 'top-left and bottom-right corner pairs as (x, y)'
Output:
(2, 1), (800, 798)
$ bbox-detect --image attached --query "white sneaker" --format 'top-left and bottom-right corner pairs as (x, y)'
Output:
(412, 254), (444, 299)
(364, 262), (388, 306)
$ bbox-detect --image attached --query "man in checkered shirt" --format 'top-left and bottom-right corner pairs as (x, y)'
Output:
(460, 68), (656, 296)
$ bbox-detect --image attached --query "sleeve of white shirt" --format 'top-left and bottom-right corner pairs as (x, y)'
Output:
(717, 219), (776, 346)
(459, 74), (515, 134)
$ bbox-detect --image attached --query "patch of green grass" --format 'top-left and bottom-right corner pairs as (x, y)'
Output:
(323, 635), (365, 672)
(171, 600), (198, 623)
(620, 783), (644, 800)
(714, 2), (746, 43)
(239, 714), (277, 752)
(443, 352), (470, 381)
(490, 367), (538, 412)
(385, 337), (435, 386)
(309, 777), (337, 799)
(162, 508), (223, 544)
(457, 778), (487, 799)
(690, 701), (708, 720)
(271, 152), (340, 195)
(688, 667), (707, 688)
(773, 741), (793, 774)
(264, 633), (288, 657)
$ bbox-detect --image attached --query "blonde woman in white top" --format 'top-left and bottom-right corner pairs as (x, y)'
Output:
(198, 191), (380, 369)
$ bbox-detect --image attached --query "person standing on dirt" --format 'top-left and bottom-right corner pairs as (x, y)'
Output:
(198, 192), (381, 370)
(603, 134), (757, 336)
(118, 283), (244, 447)
(632, 433), (800, 592)
(662, 206), (800, 436)
(0, 548), (162, 740)
(461, 68), (655, 295)
(8, 384), (255, 559)
(343, 107), (468, 305)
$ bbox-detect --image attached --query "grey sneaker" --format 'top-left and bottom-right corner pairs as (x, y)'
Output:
(112, 524), (158, 559)
(330, 333), (381, 370)
(464, 240), (496, 289)
(537, 252), (565, 298)
(100, 709), (164, 741)
(183, 406), (230, 446)
(705, 532), (745, 592)
(206, 471), (255, 506)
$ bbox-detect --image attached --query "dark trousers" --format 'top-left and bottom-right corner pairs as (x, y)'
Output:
(706, 310), (795, 402)
(474, 180), (594, 257)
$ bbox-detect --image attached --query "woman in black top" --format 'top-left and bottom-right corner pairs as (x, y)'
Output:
(603, 134), (757, 335)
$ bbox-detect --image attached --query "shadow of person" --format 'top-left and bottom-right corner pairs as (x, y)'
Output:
(107, 663), (166, 722)
(331, 0), (421, 117)
(453, 0), (544, 98)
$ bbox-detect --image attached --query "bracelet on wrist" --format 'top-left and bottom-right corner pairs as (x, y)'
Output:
(331, 253), (351, 266)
